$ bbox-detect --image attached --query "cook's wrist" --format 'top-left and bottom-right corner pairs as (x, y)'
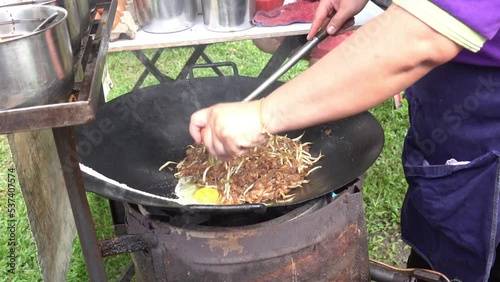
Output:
(258, 96), (283, 135)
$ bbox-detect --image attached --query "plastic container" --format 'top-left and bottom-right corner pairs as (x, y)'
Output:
(256, 0), (284, 12)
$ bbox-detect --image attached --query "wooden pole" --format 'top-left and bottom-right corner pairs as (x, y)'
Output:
(8, 130), (76, 282)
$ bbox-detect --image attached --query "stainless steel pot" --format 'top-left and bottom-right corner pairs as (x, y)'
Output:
(0, 5), (74, 110)
(0, 0), (89, 60)
(134, 0), (197, 33)
(202, 0), (255, 32)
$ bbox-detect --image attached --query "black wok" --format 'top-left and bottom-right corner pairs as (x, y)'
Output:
(77, 75), (384, 213)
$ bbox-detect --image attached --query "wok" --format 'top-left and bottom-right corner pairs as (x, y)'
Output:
(77, 75), (384, 213)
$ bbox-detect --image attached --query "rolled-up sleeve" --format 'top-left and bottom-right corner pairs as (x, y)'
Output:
(431, 0), (500, 40)
(392, 0), (500, 53)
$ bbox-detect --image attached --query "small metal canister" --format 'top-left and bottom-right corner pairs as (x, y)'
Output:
(202, 0), (256, 32)
(134, 0), (197, 33)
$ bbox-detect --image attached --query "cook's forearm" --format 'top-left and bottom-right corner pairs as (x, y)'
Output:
(263, 4), (462, 134)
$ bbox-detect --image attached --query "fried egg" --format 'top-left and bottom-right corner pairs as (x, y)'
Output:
(174, 177), (220, 205)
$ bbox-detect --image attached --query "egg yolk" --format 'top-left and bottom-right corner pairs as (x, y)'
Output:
(193, 187), (220, 204)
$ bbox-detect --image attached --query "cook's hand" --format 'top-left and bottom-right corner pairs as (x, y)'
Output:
(189, 101), (269, 161)
(307, 0), (368, 40)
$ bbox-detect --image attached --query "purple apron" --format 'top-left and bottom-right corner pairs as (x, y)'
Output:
(401, 61), (500, 281)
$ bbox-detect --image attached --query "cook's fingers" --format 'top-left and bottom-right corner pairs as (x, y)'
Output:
(307, 1), (334, 40)
(325, 8), (354, 35)
(189, 109), (209, 143)
(213, 141), (233, 161)
(343, 17), (355, 29)
(334, 17), (355, 35)
(200, 127), (217, 157)
(201, 127), (232, 160)
(236, 147), (250, 156)
(230, 138), (252, 157)
(215, 132), (247, 160)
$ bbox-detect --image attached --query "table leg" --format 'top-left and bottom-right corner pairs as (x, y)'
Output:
(132, 36), (303, 89)
(53, 126), (107, 282)
(177, 45), (209, 79)
(132, 44), (231, 87)
(132, 49), (173, 90)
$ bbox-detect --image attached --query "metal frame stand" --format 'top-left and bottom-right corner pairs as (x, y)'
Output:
(53, 127), (107, 281)
(130, 35), (306, 91)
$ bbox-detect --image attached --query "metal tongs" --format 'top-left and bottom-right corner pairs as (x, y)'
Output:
(243, 26), (359, 102)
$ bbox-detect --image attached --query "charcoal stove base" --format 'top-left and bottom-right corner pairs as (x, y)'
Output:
(126, 180), (370, 282)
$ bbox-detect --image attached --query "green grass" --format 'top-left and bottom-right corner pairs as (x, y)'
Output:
(0, 135), (42, 282)
(0, 135), (131, 282)
(105, 41), (309, 100)
(0, 39), (409, 281)
(364, 99), (411, 264)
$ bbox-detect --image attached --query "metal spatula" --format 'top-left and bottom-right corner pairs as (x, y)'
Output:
(243, 27), (359, 102)
(242, 29), (329, 102)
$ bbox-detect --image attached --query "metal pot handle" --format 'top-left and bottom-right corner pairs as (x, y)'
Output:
(187, 62), (240, 79)
(99, 233), (156, 257)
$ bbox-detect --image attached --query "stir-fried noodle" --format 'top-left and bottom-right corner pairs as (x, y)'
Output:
(160, 134), (323, 204)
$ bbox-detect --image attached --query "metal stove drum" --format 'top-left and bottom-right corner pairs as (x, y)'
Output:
(125, 178), (369, 281)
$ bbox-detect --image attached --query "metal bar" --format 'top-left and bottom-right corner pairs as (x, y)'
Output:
(83, 5), (117, 115)
(176, 44), (209, 80)
(187, 62), (238, 79)
(257, 36), (302, 79)
(78, 0), (116, 103)
(113, 224), (128, 236)
(246, 30), (329, 102)
(79, 33), (94, 74)
(99, 234), (153, 257)
(132, 50), (172, 85)
(52, 126), (107, 282)
(200, 52), (225, 77)
(108, 200), (127, 235)
(117, 261), (135, 282)
(97, 84), (106, 108)
(132, 49), (165, 90)
(369, 261), (410, 282)
(0, 101), (94, 134)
